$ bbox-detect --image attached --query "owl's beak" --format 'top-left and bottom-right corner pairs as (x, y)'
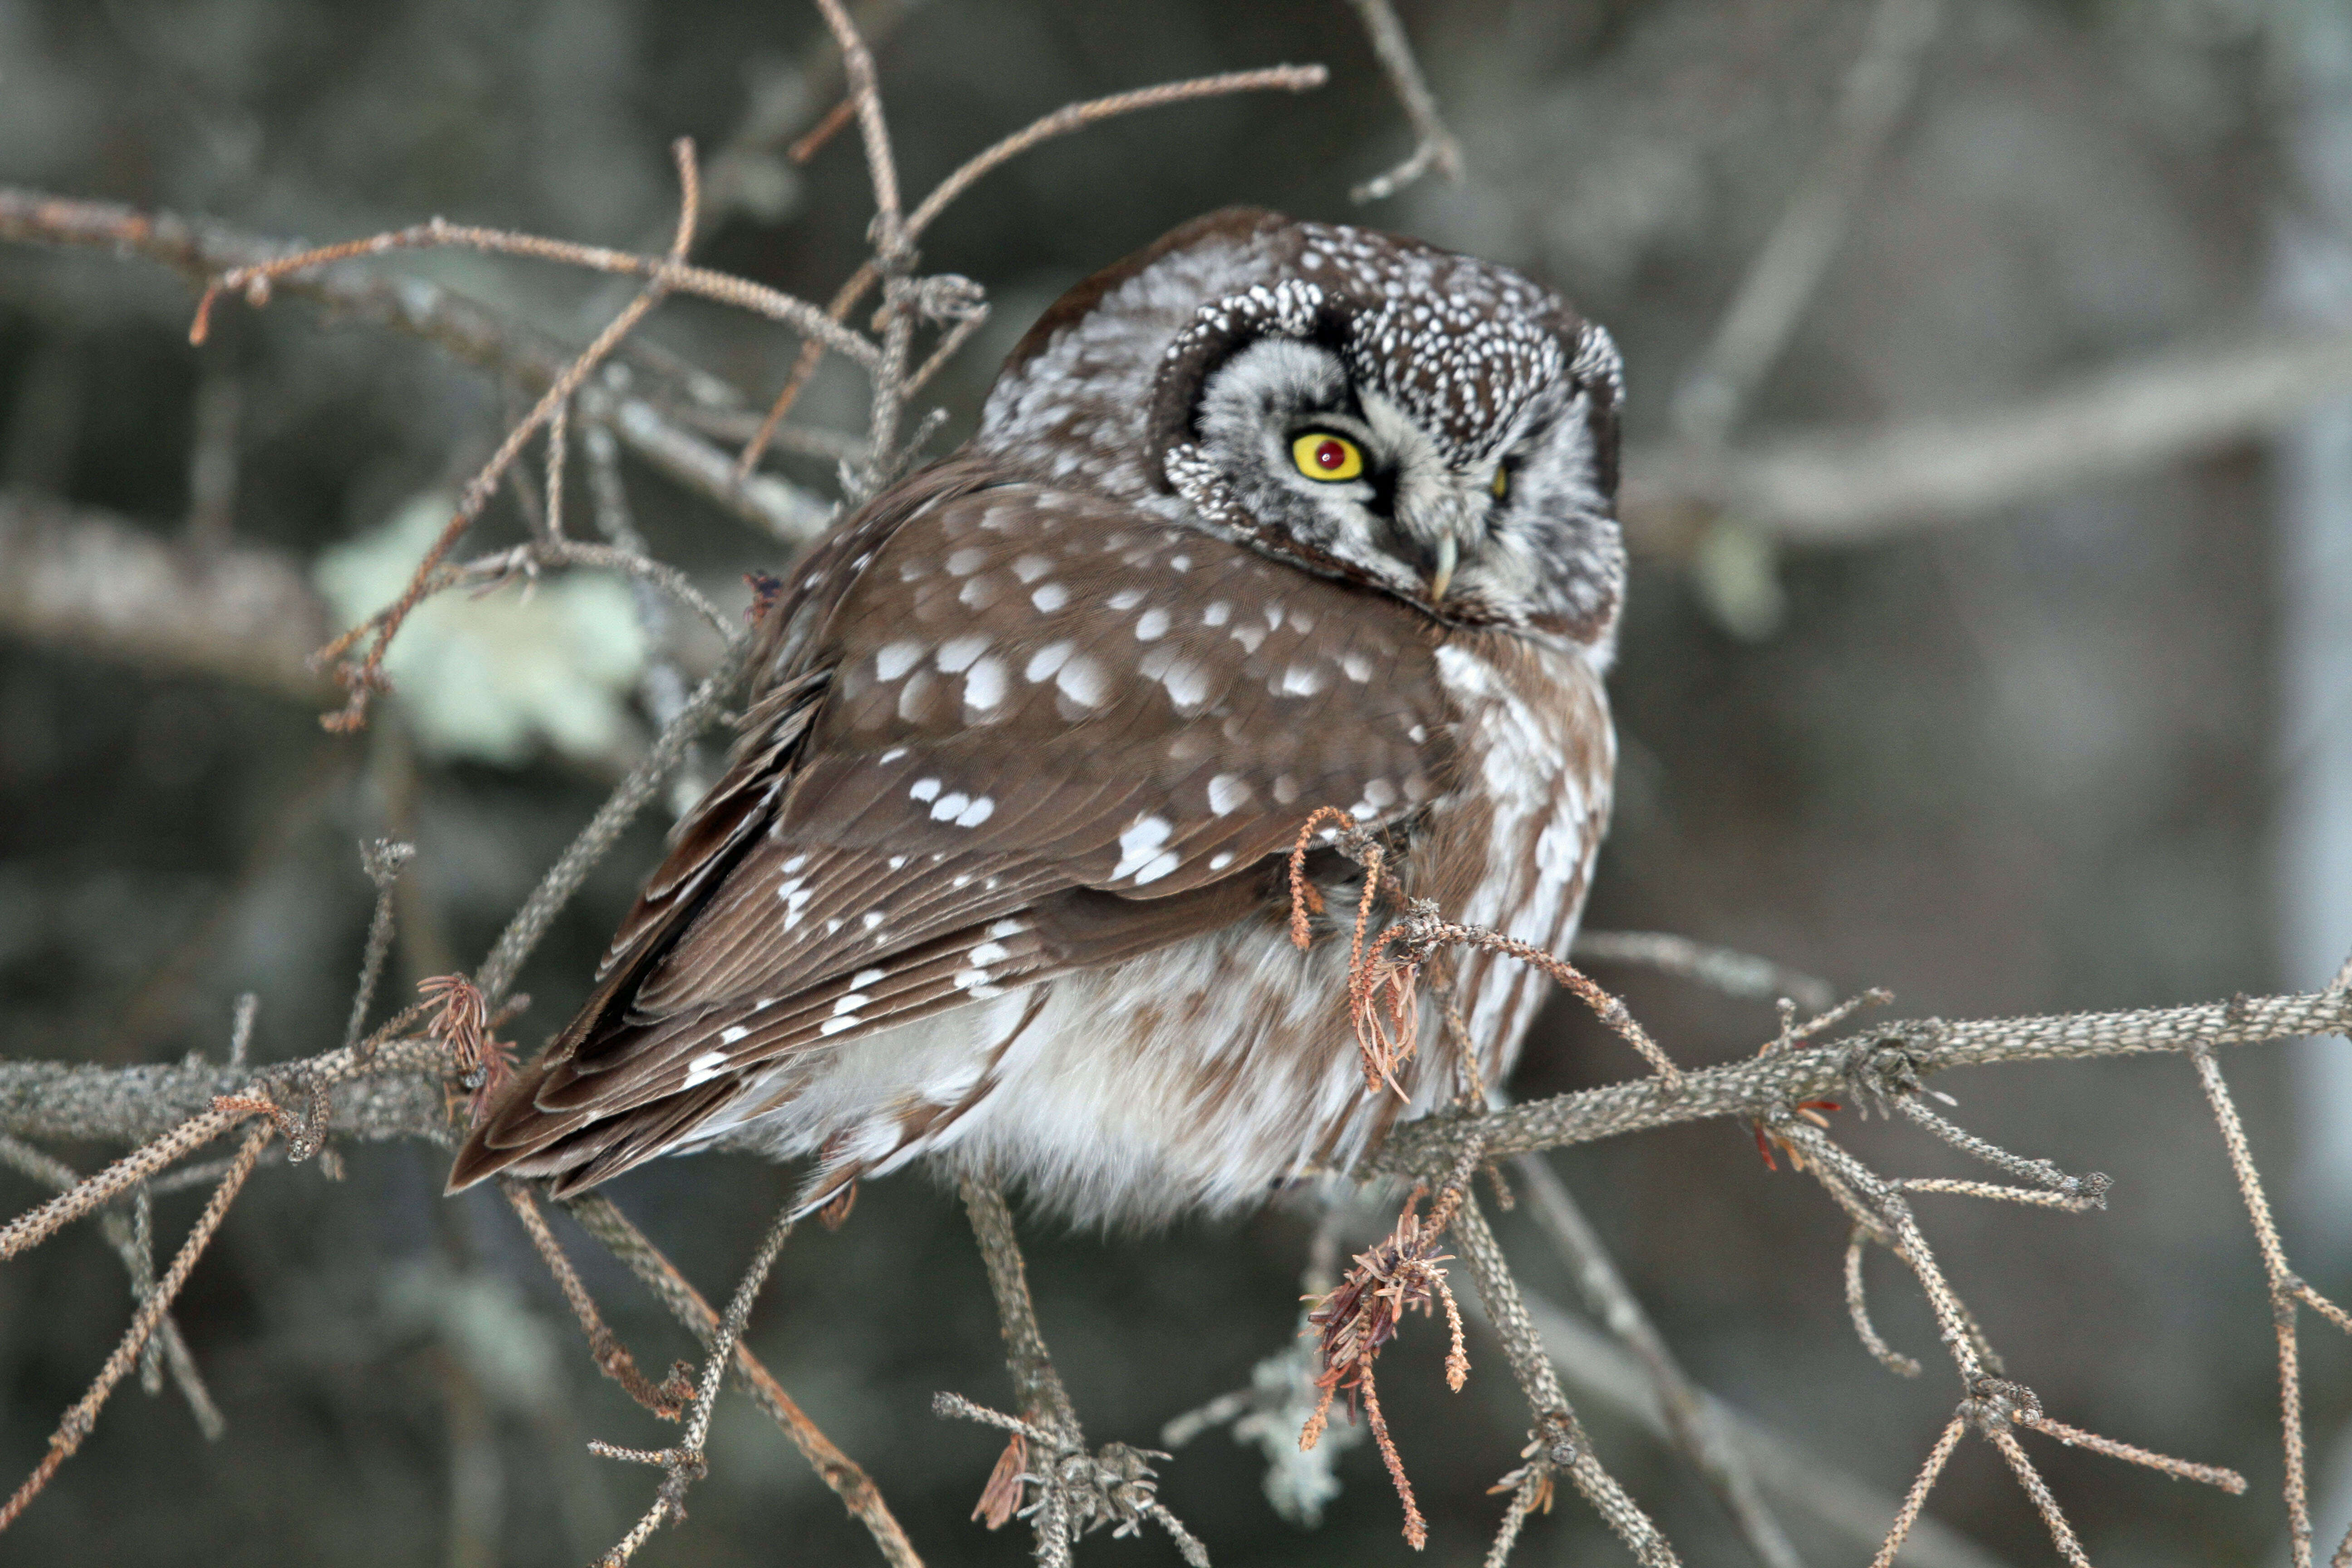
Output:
(1428, 534), (1458, 603)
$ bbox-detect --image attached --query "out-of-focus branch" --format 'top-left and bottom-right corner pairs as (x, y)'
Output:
(0, 188), (831, 543)
(0, 488), (331, 698)
(1669, 0), (1946, 445)
(1626, 327), (2352, 554)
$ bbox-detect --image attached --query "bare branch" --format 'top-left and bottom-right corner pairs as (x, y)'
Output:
(1374, 985), (2352, 1174)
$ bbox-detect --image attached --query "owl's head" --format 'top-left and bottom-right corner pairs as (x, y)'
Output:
(980, 209), (1626, 654)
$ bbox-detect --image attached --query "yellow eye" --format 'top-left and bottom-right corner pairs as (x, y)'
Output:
(1291, 431), (1364, 483)
(1491, 466), (1510, 500)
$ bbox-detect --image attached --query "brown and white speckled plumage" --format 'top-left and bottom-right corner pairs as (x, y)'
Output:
(448, 209), (1626, 1226)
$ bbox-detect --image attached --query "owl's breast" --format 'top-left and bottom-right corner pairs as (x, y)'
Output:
(1410, 630), (1617, 1084)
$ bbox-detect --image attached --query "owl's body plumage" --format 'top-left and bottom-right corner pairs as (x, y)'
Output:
(449, 210), (1626, 1225)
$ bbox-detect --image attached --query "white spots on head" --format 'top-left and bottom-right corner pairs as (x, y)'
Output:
(1279, 662), (1327, 697)
(1341, 650), (1376, 683)
(1201, 600), (1231, 627)
(1031, 582), (1071, 612)
(909, 777), (942, 802)
(963, 656), (1008, 713)
(1133, 607), (1170, 642)
(1055, 654), (1109, 708)
(874, 640), (924, 681)
(1011, 554), (1054, 583)
(1107, 587), (1147, 611)
(1025, 641), (1075, 682)
(1206, 773), (1253, 815)
(1111, 814), (1176, 882)
(684, 1049), (730, 1088)
(936, 634), (990, 672)
(946, 546), (989, 576)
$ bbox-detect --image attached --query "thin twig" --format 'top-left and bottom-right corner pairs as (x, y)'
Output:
(0, 1120), (272, 1530)
(902, 66), (1328, 242)
(1344, 0), (1461, 202)
(564, 1193), (921, 1568)
(0, 1135), (224, 1437)
(1984, 1429), (2090, 1568)
(1572, 930), (1837, 1014)
(960, 1174), (1076, 1439)
(502, 1182), (693, 1419)
(588, 1202), (795, 1566)
(1870, 1415), (1966, 1568)
(2190, 1044), (2352, 1568)
(1843, 1228), (1922, 1377)
(1450, 1189), (1681, 1567)
(1512, 1154), (1803, 1568)
(343, 840), (414, 1052)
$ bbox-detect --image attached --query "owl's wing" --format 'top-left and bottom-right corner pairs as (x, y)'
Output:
(448, 477), (1457, 1195)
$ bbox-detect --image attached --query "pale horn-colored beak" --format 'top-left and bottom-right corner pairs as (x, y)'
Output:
(1429, 534), (1458, 603)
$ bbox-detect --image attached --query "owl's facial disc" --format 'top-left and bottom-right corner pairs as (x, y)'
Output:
(1188, 337), (1611, 640)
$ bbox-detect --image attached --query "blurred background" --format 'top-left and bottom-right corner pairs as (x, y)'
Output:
(3, 0), (2350, 1563)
